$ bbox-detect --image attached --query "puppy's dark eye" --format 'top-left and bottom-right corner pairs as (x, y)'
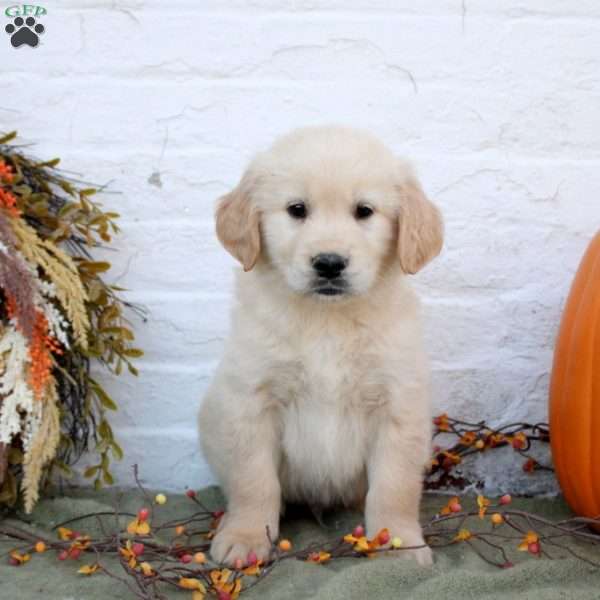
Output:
(355, 203), (374, 220)
(287, 202), (307, 219)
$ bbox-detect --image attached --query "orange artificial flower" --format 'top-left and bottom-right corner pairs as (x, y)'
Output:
(242, 560), (263, 576)
(57, 527), (74, 541)
(433, 413), (451, 432)
(307, 551), (332, 564)
(518, 531), (539, 552)
(119, 540), (138, 569)
(139, 562), (154, 576)
(179, 577), (206, 592)
(9, 550), (31, 565)
(210, 569), (242, 599)
(0, 159), (14, 183)
(0, 188), (20, 217)
(78, 563), (100, 575)
(454, 529), (472, 542)
(29, 311), (62, 400)
(126, 518), (150, 536)
(459, 431), (477, 446)
(439, 496), (462, 516)
(441, 451), (462, 469)
(477, 495), (491, 519)
(511, 432), (528, 450)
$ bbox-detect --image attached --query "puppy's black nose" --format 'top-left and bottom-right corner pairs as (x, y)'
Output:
(312, 253), (348, 279)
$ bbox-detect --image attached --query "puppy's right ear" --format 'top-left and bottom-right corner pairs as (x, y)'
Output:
(215, 169), (261, 272)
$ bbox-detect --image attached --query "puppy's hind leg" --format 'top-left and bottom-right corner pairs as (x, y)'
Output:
(199, 390), (281, 567)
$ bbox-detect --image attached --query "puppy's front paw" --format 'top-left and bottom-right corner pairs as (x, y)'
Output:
(210, 525), (274, 567)
(367, 519), (433, 567)
(404, 544), (433, 567)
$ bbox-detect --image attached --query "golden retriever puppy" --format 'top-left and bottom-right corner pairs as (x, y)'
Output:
(199, 125), (443, 567)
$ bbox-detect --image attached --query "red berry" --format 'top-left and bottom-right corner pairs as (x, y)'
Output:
(233, 558), (244, 570)
(132, 543), (145, 557)
(72, 531), (82, 539)
(449, 501), (462, 513)
(217, 591), (231, 600)
(58, 550), (69, 561)
(528, 542), (540, 555)
(247, 550), (258, 565)
(186, 489), (196, 498)
(69, 547), (81, 560)
(353, 524), (365, 538)
(377, 530), (391, 545)
(502, 561), (514, 569)
(212, 510), (225, 519)
(180, 554), (193, 564)
(499, 494), (512, 505)
(8, 557), (19, 566)
(138, 508), (150, 522)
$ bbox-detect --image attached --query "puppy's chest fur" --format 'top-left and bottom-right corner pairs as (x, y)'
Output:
(265, 327), (391, 507)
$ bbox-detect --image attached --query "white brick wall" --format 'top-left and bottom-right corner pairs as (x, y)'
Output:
(3, 1), (599, 493)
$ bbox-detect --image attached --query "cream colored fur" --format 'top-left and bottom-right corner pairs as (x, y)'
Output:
(199, 125), (443, 567)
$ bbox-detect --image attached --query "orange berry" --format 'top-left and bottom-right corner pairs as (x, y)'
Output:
(278, 539), (292, 552)
(499, 494), (512, 505)
(491, 513), (504, 525)
(34, 541), (46, 553)
(175, 525), (185, 536)
(193, 552), (207, 564)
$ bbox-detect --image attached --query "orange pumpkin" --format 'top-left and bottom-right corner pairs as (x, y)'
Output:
(549, 231), (600, 521)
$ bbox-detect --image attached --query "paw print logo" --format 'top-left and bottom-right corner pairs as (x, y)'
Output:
(5, 16), (45, 48)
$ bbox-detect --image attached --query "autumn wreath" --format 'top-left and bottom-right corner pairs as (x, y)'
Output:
(0, 131), (143, 512)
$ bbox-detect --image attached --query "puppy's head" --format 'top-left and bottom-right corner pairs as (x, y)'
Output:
(216, 126), (443, 299)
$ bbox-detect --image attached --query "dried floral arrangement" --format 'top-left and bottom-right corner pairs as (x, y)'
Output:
(0, 131), (143, 512)
(426, 413), (551, 490)
(0, 417), (580, 600)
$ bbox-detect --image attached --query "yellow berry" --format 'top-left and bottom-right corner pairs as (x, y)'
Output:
(154, 493), (167, 505)
(491, 513), (504, 525)
(193, 552), (207, 564)
(34, 541), (46, 553)
(475, 440), (485, 449)
(175, 525), (185, 536)
(278, 539), (292, 552)
(391, 537), (403, 549)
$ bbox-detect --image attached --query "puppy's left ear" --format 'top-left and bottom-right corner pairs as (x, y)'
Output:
(215, 168), (261, 272)
(396, 176), (444, 274)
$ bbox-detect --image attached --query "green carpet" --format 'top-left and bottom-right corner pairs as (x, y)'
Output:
(1, 487), (600, 599)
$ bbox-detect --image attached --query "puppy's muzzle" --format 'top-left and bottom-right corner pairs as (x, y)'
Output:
(311, 253), (349, 296)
